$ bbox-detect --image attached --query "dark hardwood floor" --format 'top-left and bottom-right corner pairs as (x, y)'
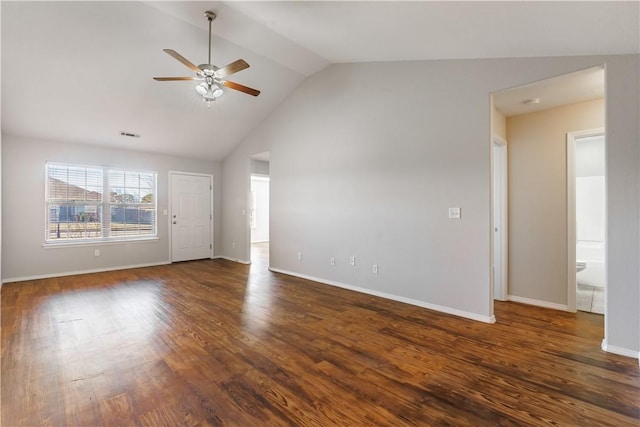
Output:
(2, 248), (639, 426)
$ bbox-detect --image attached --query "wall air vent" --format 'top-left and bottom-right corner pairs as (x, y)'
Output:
(120, 131), (141, 138)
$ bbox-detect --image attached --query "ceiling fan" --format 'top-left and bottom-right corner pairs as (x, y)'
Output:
(154, 11), (260, 106)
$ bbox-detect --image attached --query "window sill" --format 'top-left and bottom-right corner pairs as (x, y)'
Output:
(42, 237), (159, 249)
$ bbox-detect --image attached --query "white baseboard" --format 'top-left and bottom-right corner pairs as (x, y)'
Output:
(214, 256), (251, 265)
(507, 294), (570, 311)
(2, 261), (171, 284)
(269, 267), (496, 324)
(601, 339), (640, 360)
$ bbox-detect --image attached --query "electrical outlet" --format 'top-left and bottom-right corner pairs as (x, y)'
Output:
(94, 249), (100, 257)
(372, 264), (378, 274)
(330, 257), (335, 266)
(297, 252), (302, 260)
(350, 256), (356, 266)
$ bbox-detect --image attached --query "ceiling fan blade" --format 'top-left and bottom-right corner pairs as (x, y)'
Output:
(223, 80), (260, 97)
(216, 59), (249, 79)
(163, 49), (201, 74)
(153, 77), (199, 81)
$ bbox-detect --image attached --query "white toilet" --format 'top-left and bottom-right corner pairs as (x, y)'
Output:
(576, 260), (587, 273)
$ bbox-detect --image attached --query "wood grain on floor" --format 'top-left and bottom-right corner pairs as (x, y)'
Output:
(2, 257), (638, 426)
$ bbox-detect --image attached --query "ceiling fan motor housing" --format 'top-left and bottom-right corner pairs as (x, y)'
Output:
(198, 64), (217, 77)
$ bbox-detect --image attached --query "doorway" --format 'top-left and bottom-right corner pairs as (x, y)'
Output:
(492, 136), (508, 301)
(491, 66), (605, 317)
(169, 172), (213, 262)
(249, 153), (270, 268)
(567, 129), (606, 314)
(250, 175), (270, 244)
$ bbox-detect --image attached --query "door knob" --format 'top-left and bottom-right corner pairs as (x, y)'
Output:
(172, 221), (177, 224)
(172, 215), (176, 218)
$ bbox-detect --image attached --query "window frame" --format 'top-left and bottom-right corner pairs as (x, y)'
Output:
(44, 162), (158, 246)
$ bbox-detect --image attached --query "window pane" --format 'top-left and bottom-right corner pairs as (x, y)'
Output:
(109, 169), (157, 239)
(110, 205), (155, 237)
(109, 170), (126, 203)
(125, 171), (140, 190)
(141, 192), (153, 204)
(85, 171), (103, 200)
(46, 164), (104, 241)
(47, 165), (103, 203)
(47, 204), (103, 240)
(109, 170), (154, 204)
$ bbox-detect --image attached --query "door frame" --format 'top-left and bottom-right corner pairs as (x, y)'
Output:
(250, 174), (270, 244)
(247, 153), (270, 265)
(168, 171), (214, 262)
(492, 135), (508, 301)
(566, 128), (605, 313)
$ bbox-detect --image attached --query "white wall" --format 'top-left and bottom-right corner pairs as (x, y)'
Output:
(222, 55), (640, 356)
(492, 107), (507, 141)
(1, 134), (222, 281)
(0, 134), (2, 287)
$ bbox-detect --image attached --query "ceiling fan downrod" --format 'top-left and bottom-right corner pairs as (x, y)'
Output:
(205, 11), (216, 67)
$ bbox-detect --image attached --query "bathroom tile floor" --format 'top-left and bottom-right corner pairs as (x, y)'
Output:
(577, 284), (604, 314)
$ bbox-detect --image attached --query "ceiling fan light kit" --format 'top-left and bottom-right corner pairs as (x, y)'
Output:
(153, 10), (260, 107)
(196, 82), (223, 100)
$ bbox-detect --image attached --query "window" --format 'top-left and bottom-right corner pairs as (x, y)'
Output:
(46, 163), (157, 243)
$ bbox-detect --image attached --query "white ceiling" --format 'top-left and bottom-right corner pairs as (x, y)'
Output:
(227, 1), (640, 63)
(493, 66), (605, 117)
(2, 1), (638, 161)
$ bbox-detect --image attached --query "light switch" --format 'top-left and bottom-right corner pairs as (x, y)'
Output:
(449, 207), (461, 219)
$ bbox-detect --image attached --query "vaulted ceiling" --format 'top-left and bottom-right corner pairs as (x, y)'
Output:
(2, 1), (638, 161)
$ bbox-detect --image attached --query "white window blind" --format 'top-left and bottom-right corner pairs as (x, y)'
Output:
(46, 163), (157, 243)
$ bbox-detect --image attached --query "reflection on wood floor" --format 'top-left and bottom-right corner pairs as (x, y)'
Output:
(251, 241), (269, 270)
(2, 254), (638, 426)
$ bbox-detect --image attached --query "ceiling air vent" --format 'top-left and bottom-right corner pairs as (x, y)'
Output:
(120, 131), (140, 138)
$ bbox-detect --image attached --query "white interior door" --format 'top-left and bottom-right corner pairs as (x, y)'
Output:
(493, 139), (508, 301)
(171, 173), (212, 262)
